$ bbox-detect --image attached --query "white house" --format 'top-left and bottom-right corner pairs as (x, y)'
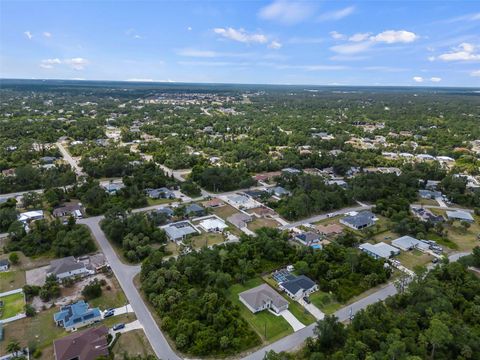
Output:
(199, 218), (228, 232)
(18, 210), (44, 223)
(47, 256), (93, 280)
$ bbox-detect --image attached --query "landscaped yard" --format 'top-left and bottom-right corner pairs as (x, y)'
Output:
(0, 292), (25, 319)
(112, 329), (155, 358)
(247, 218), (280, 231)
(397, 249), (434, 270)
(228, 278), (293, 343)
(0, 270), (26, 292)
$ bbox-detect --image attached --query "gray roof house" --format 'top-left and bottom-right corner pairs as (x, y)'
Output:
(295, 232), (321, 246)
(446, 210), (474, 223)
(185, 203), (205, 217)
(47, 256), (93, 280)
(419, 189), (442, 199)
(279, 275), (318, 300)
(268, 186), (290, 197)
(239, 284), (289, 314)
(146, 187), (175, 199)
(392, 235), (430, 251)
(359, 242), (400, 259)
(340, 211), (376, 230)
(164, 221), (199, 243)
(227, 213), (253, 229)
(155, 207), (174, 218)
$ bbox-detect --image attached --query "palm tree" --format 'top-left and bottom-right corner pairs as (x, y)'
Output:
(6, 340), (21, 356)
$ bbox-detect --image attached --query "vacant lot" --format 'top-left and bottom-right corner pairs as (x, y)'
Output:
(192, 232), (225, 249)
(0, 270), (26, 292)
(397, 249), (434, 269)
(309, 291), (341, 315)
(112, 329), (155, 358)
(212, 204), (238, 219)
(247, 218), (280, 231)
(0, 292), (25, 319)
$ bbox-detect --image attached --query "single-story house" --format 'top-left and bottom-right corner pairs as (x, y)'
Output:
(53, 326), (109, 360)
(419, 189), (442, 199)
(316, 223), (344, 236)
(54, 301), (102, 331)
(18, 210), (44, 223)
(279, 275), (318, 300)
(52, 203), (83, 219)
(40, 156), (57, 164)
(340, 211), (376, 230)
(249, 206), (276, 217)
(47, 256), (93, 280)
(226, 193), (251, 207)
(146, 187), (175, 199)
(155, 207), (174, 218)
(244, 189), (268, 199)
(359, 242), (400, 259)
(446, 210), (474, 223)
(102, 182), (125, 195)
(199, 218), (228, 232)
(239, 284), (289, 314)
(295, 231), (321, 246)
(202, 198), (225, 208)
(164, 221), (199, 243)
(268, 186), (290, 197)
(411, 207), (444, 223)
(0, 259), (10, 272)
(227, 213), (253, 229)
(185, 203), (205, 217)
(392, 235), (430, 251)
(426, 180), (440, 190)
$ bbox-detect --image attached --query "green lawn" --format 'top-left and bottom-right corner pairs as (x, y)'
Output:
(191, 232), (225, 249)
(247, 218), (280, 231)
(309, 291), (341, 315)
(397, 249), (434, 269)
(88, 276), (128, 310)
(0, 292), (25, 319)
(0, 271), (26, 293)
(228, 278), (293, 343)
(146, 198), (173, 206)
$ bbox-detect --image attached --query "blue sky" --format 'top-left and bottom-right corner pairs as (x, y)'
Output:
(1, 1), (479, 86)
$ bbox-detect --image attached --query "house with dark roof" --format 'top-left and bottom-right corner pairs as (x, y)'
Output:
(155, 207), (174, 218)
(340, 211), (376, 230)
(146, 187), (175, 199)
(54, 300), (102, 331)
(53, 326), (109, 360)
(52, 202), (83, 219)
(419, 189), (443, 199)
(268, 186), (290, 197)
(279, 275), (318, 300)
(239, 284), (289, 314)
(295, 232), (321, 246)
(47, 256), (93, 280)
(185, 203), (205, 217)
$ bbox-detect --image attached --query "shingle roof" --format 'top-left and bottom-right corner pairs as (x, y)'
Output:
(359, 242), (399, 259)
(54, 326), (108, 360)
(446, 210), (474, 222)
(239, 284), (288, 311)
(281, 275), (316, 295)
(48, 256), (86, 276)
(341, 211), (375, 228)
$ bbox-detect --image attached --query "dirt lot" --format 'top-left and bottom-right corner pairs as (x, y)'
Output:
(26, 265), (49, 286)
(0, 270), (26, 292)
(112, 329), (155, 358)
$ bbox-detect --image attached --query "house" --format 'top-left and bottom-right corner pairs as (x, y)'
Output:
(47, 256), (93, 280)
(359, 242), (400, 259)
(340, 211), (376, 230)
(146, 187), (175, 199)
(54, 300), (102, 331)
(249, 206), (276, 217)
(40, 156), (57, 164)
(164, 221), (199, 242)
(282, 168), (301, 175)
(202, 198), (225, 208)
(268, 186), (290, 197)
(446, 210), (474, 223)
(0, 259), (10, 272)
(102, 182), (124, 195)
(226, 193), (252, 208)
(411, 207), (444, 223)
(279, 275), (318, 300)
(227, 213), (253, 229)
(199, 218), (228, 232)
(426, 180), (440, 190)
(316, 223), (344, 236)
(185, 203), (205, 217)
(392, 235), (430, 251)
(419, 189), (442, 199)
(295, 232), (321, 246)
(155, 207), (174, 218)
(239, 284), (289, 314)
(18, 210), (44, 223)
(244, 189), (269, 199)
(52, 203), (83, 219)
(53, 326), (109, 360)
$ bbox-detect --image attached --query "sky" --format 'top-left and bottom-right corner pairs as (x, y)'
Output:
(1, 0), (479, 86)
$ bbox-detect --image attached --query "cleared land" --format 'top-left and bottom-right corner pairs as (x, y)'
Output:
(0, 270), (26, 292)
(112, 329), (155, 358)
(247, 218), (280, 231)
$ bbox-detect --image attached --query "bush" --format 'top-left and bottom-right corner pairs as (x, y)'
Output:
(32, 349), (42, 359)
(25, 304), (36, 317)
(81, 279), (103, 300)
(8, 252), (19, 265)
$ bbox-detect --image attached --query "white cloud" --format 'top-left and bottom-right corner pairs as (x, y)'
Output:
(213, 27), (268, 44)
(177, 49), (218, 58)
(436, 43), (480, 61)
(371, 30), (418, 44)
(64, 57), (89, 70)
(330, 31), (346, 40)
(268, 40), (282, 49)
(43, 32), (52, 38)
(428, 56), (436, 62)
(125, 29), (142, 39)
(187, 27), (192, 31)
(430, 77), (442, 82)
(258, 0), (312, 25)
(471, 70), (480, 77)
(40, 58), (62, 69)
(318, 6), (355, 22)
(330, 41), (372, 54)
(349, 33), (371, 42)
(413, 76), (424, 83)
(24, 31), (33, 40)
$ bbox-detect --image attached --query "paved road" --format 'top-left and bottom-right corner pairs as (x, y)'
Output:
(56, 142), (86, 177)
(78, 216), (181, 360)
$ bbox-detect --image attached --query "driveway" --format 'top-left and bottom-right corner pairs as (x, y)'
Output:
(109, 319), (143, 335)
(298, 298), (325, 320)
(279, 310), (305, 331)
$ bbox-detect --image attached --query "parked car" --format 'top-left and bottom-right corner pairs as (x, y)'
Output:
(103, 310), (115, 318)
(432, 258), (439, 264)
(303, 296), (311, 304)
(113, 323), (125, 331)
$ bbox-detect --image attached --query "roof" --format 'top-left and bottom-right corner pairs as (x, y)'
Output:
(419, 189), (442, 198)
(227, 212), (252, 227)
(392, 236), (430, 251)
(359, 242), (399, 259)
(228, 193), (250, 204)
(0, 259), (9, 267)
(48, 256), (86, 276)
(54, 301), (101, 329)
(52, 203), (82, 216)
(281, 275), (317, 295)
(199, 218), (228, 231)
(202, 198), (224, 207)
(186, 203), (204, 213)
(270, 186), (290, 196)
(18, 210), (44, 222)
(341, 211), (375, 228)
(296, 232), (320, 243)
(239, 284), (288, 310)
(155, 207), (174, 217)
(164, 221), (198, 240)
(446, 210), (474, 222)
(54, 326), (109, 360)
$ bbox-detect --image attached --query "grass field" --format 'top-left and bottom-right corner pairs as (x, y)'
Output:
(192, 232), (225, 249)
(0, 292), (25, 319)
(247, 218), (280, 231)
(112, 329), (155, 358)
(397, 249), (434, 269)
(88, 276), (128, 310)
(309, 291), (341, 315)
(212, 204), (238, 219)
(0, 271), (26, 293)
(228, 278), (293, 343)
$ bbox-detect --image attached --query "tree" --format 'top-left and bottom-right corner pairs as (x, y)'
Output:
(82, 279), (103, 300)
(424, 316), (452, 359)
(9, 252), (19, 265)
(312, 315), (347, 353)
(6, 340), (21, 356)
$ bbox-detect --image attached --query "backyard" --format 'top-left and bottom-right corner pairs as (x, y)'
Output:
(0, 292), (25, 320)
(0, 271), (26, 293)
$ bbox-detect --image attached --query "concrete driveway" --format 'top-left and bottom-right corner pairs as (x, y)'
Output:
(298, 298), (325, 320)
(109, 319), (143, 335)
(279, 310), (305, 332)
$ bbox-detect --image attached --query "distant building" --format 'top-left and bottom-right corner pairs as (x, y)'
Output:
(18, 210), (44, 223)
(446, 210), (474, 223)
(53, 326), (109, 360)
(359, 242), (400, 259)
(392, 235), (430, 251)
(199, 218), (228, 232)
(47, 256), (93, 280)
(40, 156), (57, 164)
(340, 211), (376, 230)
(268, 186), (290, 197)
(316, 223), (344, 236)
(102, 182), (125, 195)
(164, 221), (199, 243)
(419, 189), (442, 199)
(52, 203), (83, 219)
(239, 284), (289, 314)
(227, 213), (253, 229)
(295, 232), (321, 246)
(282, 168), (301, 175)
(202, 198), (225, 208)
(54, 300), (102, 331)
(155, 207), (174, 218)
(279, 275), (318, 300)
(146, 187), (175, 199)
(185, 203), (205, 217)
